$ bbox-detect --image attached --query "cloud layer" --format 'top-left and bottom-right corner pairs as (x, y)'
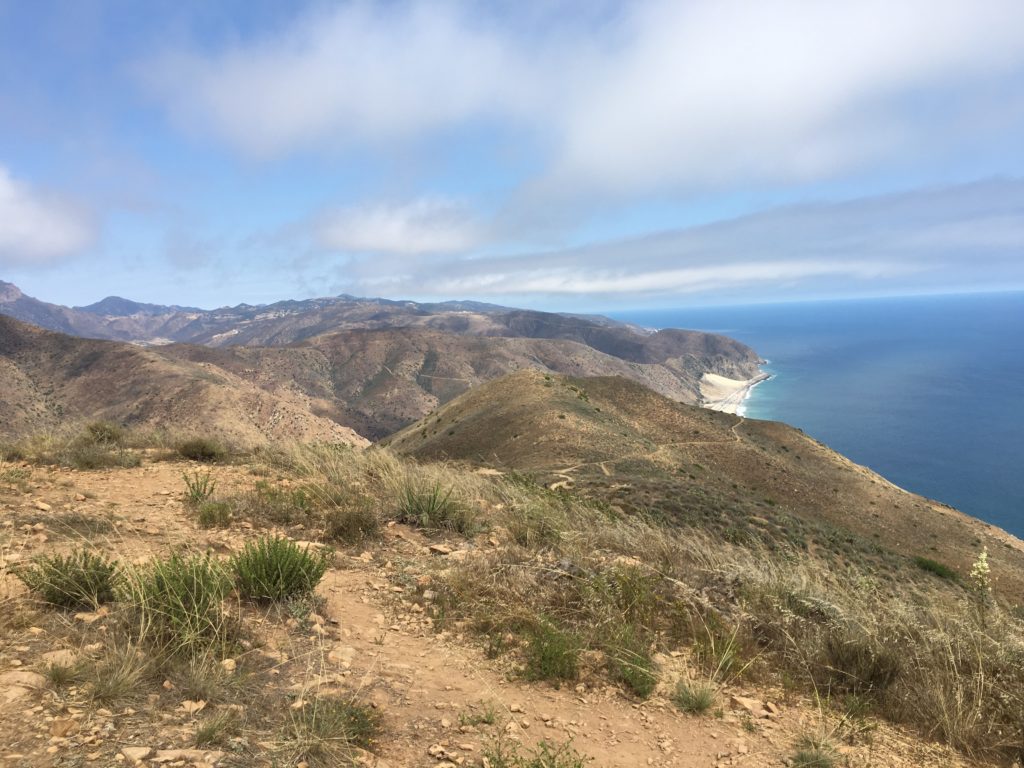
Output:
(315, 198), (483, 255)
(334, 179), (1024, 303)
(145, 0), (1024, 200)
(0, 167), (94, 266)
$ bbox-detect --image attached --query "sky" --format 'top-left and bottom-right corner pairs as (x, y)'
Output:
(1, 0), (1023, 311)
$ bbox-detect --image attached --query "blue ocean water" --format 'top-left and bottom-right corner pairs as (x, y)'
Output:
(611, 292), (1024, 538)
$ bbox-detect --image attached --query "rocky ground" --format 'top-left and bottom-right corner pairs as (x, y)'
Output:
(0, 460), (987, 767)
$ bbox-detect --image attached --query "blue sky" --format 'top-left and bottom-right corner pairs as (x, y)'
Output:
(1, 0), (1023, 310)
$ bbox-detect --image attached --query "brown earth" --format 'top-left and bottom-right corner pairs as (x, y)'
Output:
(0, 460), (981, 768)
(384, 370), (1024, 607)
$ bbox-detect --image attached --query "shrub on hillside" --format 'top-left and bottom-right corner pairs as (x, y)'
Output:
(231, 535), (331, 603)
(177, 438), (226, 463)
(127, 552), (233, 657)
(16, 549), (118, 609)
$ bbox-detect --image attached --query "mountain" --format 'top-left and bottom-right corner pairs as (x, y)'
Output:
(0, 281), (762, 439)
(383, 369), (1024, 604)
(0, 315), (366, 447)
(162, 324), (758, 440)
(75, 296), (202, 316)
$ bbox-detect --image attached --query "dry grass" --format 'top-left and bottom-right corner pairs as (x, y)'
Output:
(411, 469), (1024, 760)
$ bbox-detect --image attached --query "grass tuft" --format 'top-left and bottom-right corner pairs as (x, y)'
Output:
(231, 535), (331, 603)
(178, 438), (226, 463)
(523, 621), (580, 685)
(483, 737), (590, 768)
(15, 549), (119, 609)
(126, 552), (233, 658)
(672, 680), (716, 714)
(283, 697), (381, 767)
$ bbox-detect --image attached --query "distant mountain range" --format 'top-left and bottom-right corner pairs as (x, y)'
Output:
(0, 281), (761, 441)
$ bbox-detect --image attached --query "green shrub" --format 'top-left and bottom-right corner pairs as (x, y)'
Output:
(324, 501), (380, 544)
(524, 621), (580, 684)
(283, 697), (381, 767)
(236, 481), (315, 526)
(821, 632), (902, 695)
(791, 736), (837, 768)
(178, 438), (226, 463)
(231, 536), (330, 603)
(16, 549), (118, 609)
(128, 553), (232, 657)
(61, 438), (140, 470)
(397, 478), (477, 534)
(183, 470), (217, 506)
(606, 632), (658, 698)
(196, 501), (232, 529)
(85, 421), (125, 446)
(672, 680), (716, 714)
(914, 556), (958, 581)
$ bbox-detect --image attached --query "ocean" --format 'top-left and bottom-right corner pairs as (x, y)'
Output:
(611, 292), (1024, 539)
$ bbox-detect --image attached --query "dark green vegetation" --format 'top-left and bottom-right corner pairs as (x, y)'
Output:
(16, 549), (118, 609)
(231, 536), (331, 603)
(483, 738), (590, 768)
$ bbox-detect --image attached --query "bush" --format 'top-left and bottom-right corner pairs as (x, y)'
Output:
(672, 680), (716, 714)
(178, 438), (226, 463)
(196, 501), (232, 529)
(16, 549), (118, 609)
(128, 553), (233, 657)
(85, 421), (125, 446)
(232, 536), (331, 603)
(324, 501), (380, 544)
(820, 632), (902, 695)
(397, 478), (477, 534)
(61, 438), (140, 470)
(791, 736), (837, 768)
(524, 622), (580, 684)
(183, 470), (217, 506)
(605, 628), (658, 698)
(283, 697), (381, 767)
(914, 556), (958, 581)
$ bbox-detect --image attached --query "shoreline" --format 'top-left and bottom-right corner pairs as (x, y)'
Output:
(700, 371), (772, 415)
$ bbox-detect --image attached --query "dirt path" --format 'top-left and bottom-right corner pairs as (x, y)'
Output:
(0, 461), (980, 768)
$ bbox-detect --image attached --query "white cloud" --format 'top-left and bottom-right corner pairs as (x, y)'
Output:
(142, 3), (531, 158)
(0, 166), (95, 265)
(143, 0), (1024, 197)
(316, 198), (482, 255)
(332, 179), (1024, 301)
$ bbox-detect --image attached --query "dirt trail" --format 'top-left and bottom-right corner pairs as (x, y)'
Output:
(0, 461), (979, 768)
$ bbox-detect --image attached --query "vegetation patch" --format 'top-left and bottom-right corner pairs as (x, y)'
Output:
(125, 552), (234, 658)
(177, 438), (227, 463)
(232, 535), (330, 603)
(672, 680), (716, 714)
(914, 556), (958, 581)
(282, 697), (381, 767)
(16, 549), (119, 609)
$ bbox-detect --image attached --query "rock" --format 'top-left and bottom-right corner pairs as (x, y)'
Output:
(34, 500), (51, 511)
(122, 745), (153, 761)
(41, 649), (78, 667)
(180, 699), (207, 715)
(428, 544), (454, 556)
(730, 695), (769, 719)
(50, 718), (80, 737)
(0, 670), (46, 690)
(220, 658), (237, 673)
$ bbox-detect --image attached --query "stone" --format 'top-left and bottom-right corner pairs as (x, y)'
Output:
(42, 649), (78, 667)
(34, 500), (51, 511)
(428, 544), (454, 556)
(730, 695), (769, 719)
(50, 718), (80, 737)
(122, 746), (153, 762)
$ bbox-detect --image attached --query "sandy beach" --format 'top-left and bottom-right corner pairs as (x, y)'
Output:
(700, 371), (771, 414)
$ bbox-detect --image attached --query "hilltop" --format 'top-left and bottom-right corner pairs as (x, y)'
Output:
(0, 315), (365, 447)
(384, 370), (1024, 604)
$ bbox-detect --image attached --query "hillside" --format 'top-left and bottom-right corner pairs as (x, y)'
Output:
(384, 370), (1024, 605)
(0, 316), (366, 447)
